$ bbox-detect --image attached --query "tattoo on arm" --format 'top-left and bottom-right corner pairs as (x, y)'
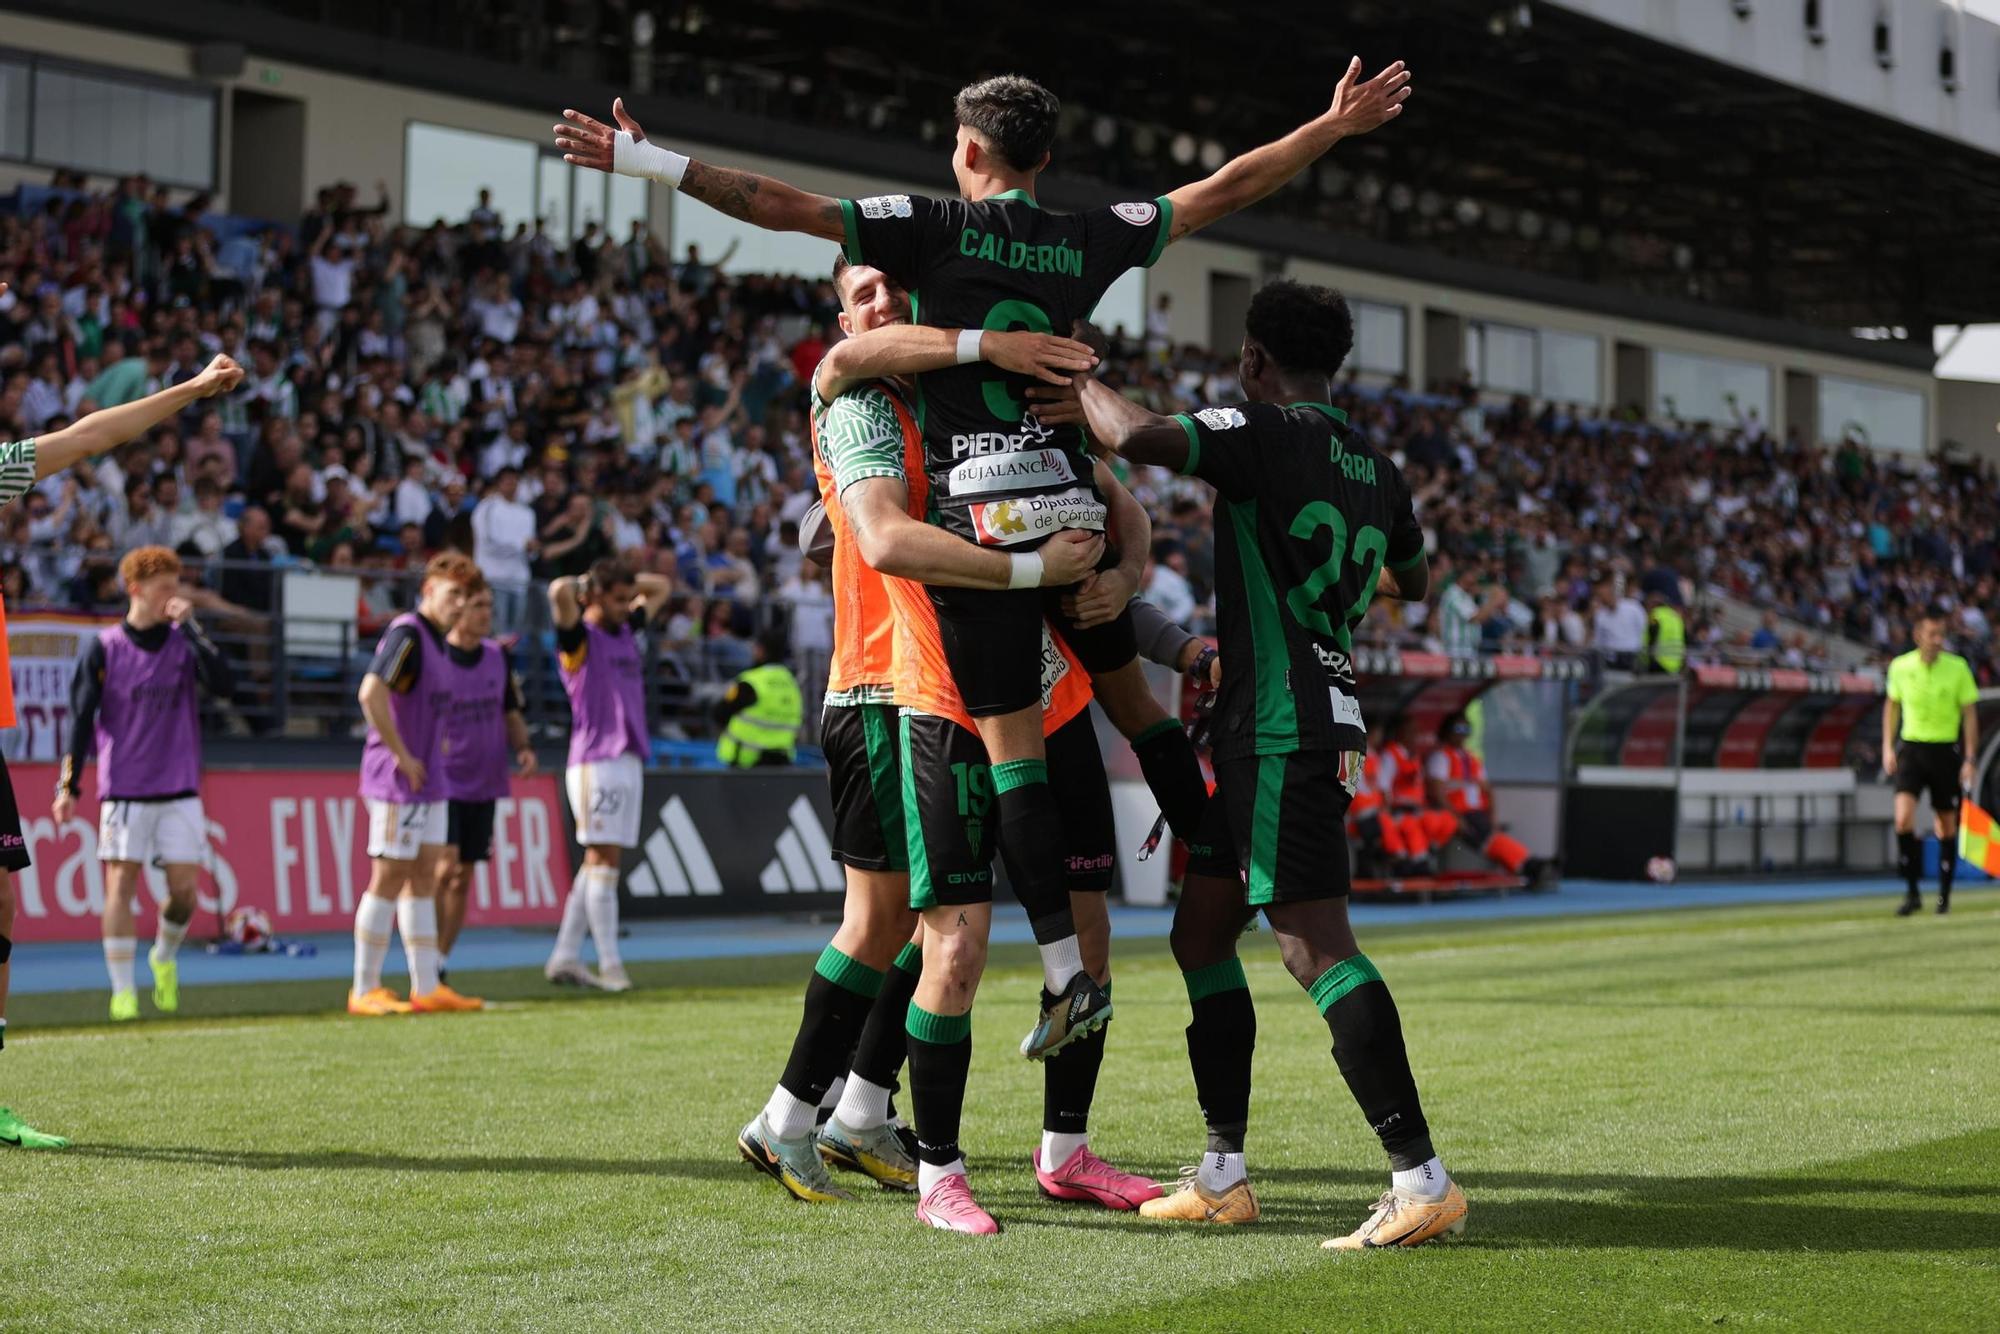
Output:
(956, 912), (968, 927)
(815, 199), (843, 232)
(680, 161), (763, 223)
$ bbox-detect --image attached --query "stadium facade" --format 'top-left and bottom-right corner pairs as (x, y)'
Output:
(5, 2), (1995, 462)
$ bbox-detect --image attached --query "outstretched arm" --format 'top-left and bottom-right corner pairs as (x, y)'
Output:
(816, 327), (1097, 403)
(26, 355), (244, 483)
(557, 99), (845, 240)
(1074, 379), (1194, 471)
(1162, 58), (1410, 243)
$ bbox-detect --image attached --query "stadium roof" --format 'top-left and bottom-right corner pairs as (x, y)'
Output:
(31, 0), (1997, 363)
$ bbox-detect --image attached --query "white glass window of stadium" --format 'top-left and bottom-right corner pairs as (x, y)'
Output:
(403, 123), (537, 231)
(1351, 300), (1408, 377)
(1092, 268), (1147, 344)
(535, 156), (574, 244)
(1653, 349), (1772, 429)
(26, 64), (215, 189)
(1818, 375), (1926, 454)
(669, 192), (841, 279)
(0, 57), (28, 160)
(1465, 321), (1537, 395)
(1538, 329), (1600, 406)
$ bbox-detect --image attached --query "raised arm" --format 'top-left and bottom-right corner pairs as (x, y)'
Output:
(27, 356), (244, 482)
(633, 570), (673, 622)
(1161, 58), (1411, 244)
(556, 99), (844, 240)
(816, 326), (1097, 404)
(548, 576), (584, 631)
(1075, 379), (1193, 471)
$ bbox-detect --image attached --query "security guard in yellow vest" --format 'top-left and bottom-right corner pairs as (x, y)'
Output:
(716, 631), (804, 767)
(1645, 593), (1685, 674)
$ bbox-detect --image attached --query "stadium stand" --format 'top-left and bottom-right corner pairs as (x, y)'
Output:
(5, 169), (1997, 742)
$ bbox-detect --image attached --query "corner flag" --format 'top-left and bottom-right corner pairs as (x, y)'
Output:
(1959, 800), (2000, 879)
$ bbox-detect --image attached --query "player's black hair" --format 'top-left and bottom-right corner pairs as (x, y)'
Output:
(831, 251), (851, 289)
(953, 75), (1060, 172)
(1243, 279), (1355, 379)
(758, 627), (791, 662)
(588, 556), (634, 593)
(1918, 604), (1949, 624)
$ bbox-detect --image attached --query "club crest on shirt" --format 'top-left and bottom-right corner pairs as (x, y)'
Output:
(859, 195), (913, 220)
(1196, 407), (1247, 430)
(1112, 201), (1158, 226)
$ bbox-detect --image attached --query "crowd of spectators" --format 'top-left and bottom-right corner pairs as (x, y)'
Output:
(2, 168), (1997, 699)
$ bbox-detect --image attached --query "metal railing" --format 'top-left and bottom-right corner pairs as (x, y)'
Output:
(12, 557), (834, 749)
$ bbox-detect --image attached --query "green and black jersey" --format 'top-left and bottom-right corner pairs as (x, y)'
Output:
(1174, 402), (1424, 761)
(838, 189), (1172, 544)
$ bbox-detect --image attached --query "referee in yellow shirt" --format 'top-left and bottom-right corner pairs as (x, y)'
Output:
(1883, 608), (1982, 916)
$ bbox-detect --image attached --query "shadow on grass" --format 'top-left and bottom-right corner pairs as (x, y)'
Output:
(993, 1126), (2000, 1250)
(67, 1142), (747, 1183)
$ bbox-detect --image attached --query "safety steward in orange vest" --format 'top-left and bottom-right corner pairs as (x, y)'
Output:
(1348, 728), (1415, 873)
(1380, 715), (1457, 870)
(1425, 713), (1543, 880)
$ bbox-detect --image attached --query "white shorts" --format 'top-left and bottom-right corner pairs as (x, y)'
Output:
(98, 797), (209, 867)
(366, 799), (448, 861)
(567, 754), (644, 849)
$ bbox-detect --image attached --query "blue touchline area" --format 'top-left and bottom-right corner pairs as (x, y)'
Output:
(3, 875), (1954, 996)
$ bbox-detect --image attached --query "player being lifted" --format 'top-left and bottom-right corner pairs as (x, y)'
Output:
(57, 546), (234, 1022)
(1074, 280), (1468, 1250)
(434, 583), (537, 979)
(0, 331), (242, 1147)
(740, 263), (1106, 1202)
(352, 554), (486, 1015)
(546, 559), (670, 991)
(557, 56), (1409, 1056)
(780, 257), (1211, 1231)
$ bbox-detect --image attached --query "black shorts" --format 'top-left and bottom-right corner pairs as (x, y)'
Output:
(447, 800), (497, 865)
(900, 706), (1116, 909)
(822, 702), (907, 872)
(1894, 741), (1964, 812)
(1184, 749), (1361, 907)
(926, 584), (1139, 718)
(0, 750), (27, 872)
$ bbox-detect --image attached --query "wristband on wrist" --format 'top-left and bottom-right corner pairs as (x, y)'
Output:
(1007, 551), (1045, 589)
(1187, 644), (1220, 690)
(613, 131), (689, 187)
(956, 329), (985, 364)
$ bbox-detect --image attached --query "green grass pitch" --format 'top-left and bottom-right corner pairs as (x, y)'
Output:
(3, 895), (1997, 1331)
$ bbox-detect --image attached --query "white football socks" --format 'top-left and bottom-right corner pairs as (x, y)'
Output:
(353, 894), (396, 993)
(917, 1157), (967, 1196)
(583, 867), (622, 968)
(151, 914), (189, 965)
(550, 869), (591, 965)
(1198, 1150), (1246, 1193)
(103, 935), (137, 994)
(398, 896), (441, 996)
(1041, 1131), (1088, 1170)
(1040, 934), (1084, 993)
(833, 1075), (893, 1131)
(763, 1085), (818, 1142)
(1392, 1156), (1451, 1200)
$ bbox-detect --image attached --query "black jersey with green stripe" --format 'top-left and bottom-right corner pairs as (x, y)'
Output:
(1175, 401), (1424, 760)
(839, 189), (1172, 542)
